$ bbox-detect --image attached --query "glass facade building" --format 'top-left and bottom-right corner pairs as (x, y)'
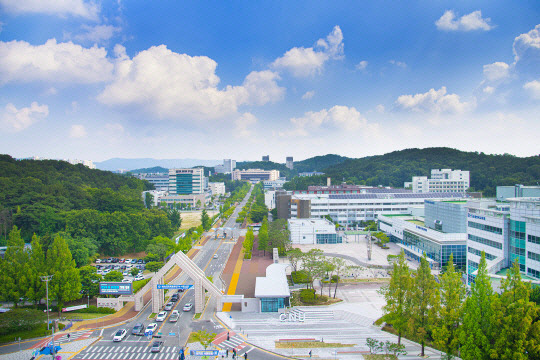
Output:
(402, 230), (466, 270)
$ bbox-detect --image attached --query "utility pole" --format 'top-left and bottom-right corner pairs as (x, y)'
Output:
(40, 275), (53, 331)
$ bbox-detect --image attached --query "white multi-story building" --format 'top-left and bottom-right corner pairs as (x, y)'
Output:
(142, 190), (167, 207)
(286, 157), (293, 170)
(405, 169), (470, 193)
(265, 190), (276, 209)
(65, 159), (96, 169)
(137, 174), (169, 191)
(263, 179), (287, 189)
(508, 197), (540, 280)
(209, 182), (226, 196)
(214, 159), (236, 174)
(232, 169), (280, 181)
(169, 168), (205, 195)
(288, 218), (342, 245)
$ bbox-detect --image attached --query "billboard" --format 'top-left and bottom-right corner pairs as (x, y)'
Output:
(99, 282), (133, 295)
(157, 284), (194, 290)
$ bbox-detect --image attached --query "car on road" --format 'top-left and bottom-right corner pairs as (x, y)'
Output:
(169, 310), (179, 322)
(144, 323), (157, 336)
(156, 311), (167, 322)
(113, 329), (127, 342)
(183, 303), (193, 312)
(177, 288), (184, 293)
(131, 323), (144, 335)
(151, 341), (163, 353)
(164, 302), (174, 311)
(170, 294), (179, 302)
(213, 254), (218, 259)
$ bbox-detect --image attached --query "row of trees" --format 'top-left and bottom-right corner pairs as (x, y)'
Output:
(242, 228), (254, 259)
(382, 250), (540, 359)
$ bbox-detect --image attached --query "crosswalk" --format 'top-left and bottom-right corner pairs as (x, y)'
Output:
(76, 345), (181, 359)
(57, 330), (94, 343)
(212, 331), (252, 355)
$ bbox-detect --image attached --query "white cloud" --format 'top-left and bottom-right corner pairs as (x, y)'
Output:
(356, 60), (368, 71)
(524, 80), (540, 99)
(235, 112), (257, 138)
(98, 45), (283, 120)
(513, 24), (540, 63)
(396, 87), (475, 114)
(289, 105), (367, 136)
(105, 123), (125, 133)
(73, 24), (121, 44)
(0, 0), (99, 20)
(302, 91), (315, 100)
(0, 39), (113, 84)
(483, 62), (510, 81)
(1, 101), (48, 132)
(483, 86), (495, 94)
(44, 87), (57, 96)
(69, 124), (87, 138)
(435, 10), (493, 31)
(376, 104), (385, 113)
(389, 60), (407, 68)
(272, 26), (344, 77)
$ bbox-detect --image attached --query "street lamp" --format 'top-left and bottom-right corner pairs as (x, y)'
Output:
(40, 275), (53, 331)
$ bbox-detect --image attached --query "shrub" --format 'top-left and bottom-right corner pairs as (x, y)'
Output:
(299, 289), (317, 303)
(72, 305), (115, 314)
(133, 278), (151, 293)
(291, 270), (310, 284)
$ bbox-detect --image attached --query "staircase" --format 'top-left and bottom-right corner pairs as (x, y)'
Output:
(289, 307), (335, 322)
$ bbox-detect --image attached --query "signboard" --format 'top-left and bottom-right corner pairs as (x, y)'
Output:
(99, 282), (133, 295)
(190, 350), (226, 356)
(157, 284), (194, 290)
(62, 304), (87, 312)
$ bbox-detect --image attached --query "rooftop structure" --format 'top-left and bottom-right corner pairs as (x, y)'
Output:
(232, 169), (280, 181)
(405, 169), (470, 194)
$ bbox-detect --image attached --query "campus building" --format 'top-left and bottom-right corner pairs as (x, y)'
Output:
(136, 174), (169, 191)
(231, 169), (280, 181)
(286, 157), (294, 170)
(209, 182), (226, 196)
(299, 172), (325, 177)
(288, 218), (342, 245)
(169, 168), (205, 195)
(214, 159), (236, 174)
(254, 264), (290, 312)
(263, 179), (287, 190)
(405, 169), (470, 193)
(508, 198), (540, 279)
(497, 184), (540, 201)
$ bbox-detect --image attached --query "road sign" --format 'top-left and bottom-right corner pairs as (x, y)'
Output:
(156, 284), (194, 290)
(190, 350), (226, 356)
(99, 282), (133, 295)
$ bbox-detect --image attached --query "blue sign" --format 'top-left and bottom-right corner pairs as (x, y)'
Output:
(468, 213), (486, 221)
(99, 282), (133, 295)
(157, 284), (194, 290)
(190, 350), (225, 356)
(416, 225), (428, 232)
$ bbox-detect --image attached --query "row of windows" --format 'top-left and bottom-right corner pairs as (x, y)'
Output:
(511, 230), (526, 240)
(528, 268), (540, 280)
(528, 251), (540, 262)
(467, 246), (496, 261)
(468, 234), (503, 250)
(529, 234), (540, 245)
(511, 246), (525, 257)
(468, 221), (502, 235)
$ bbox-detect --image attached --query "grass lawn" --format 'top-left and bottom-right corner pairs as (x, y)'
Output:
(0, 324), (52, 344)
(180, 211), (218, 230)
(65, 313), (104, 320)
(275, 341), (355, 348)
(149, 313), (156, 319)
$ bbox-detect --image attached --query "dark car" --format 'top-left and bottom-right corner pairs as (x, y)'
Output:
(137, 259), (144, 264)
(177, 288), (184, 293)
(132, 323), (145, 336)
(151, 341), (163, 353)
(170, 294), (179, 302)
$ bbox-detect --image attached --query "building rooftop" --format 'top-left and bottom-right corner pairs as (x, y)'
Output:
(255, 263), (290, 298)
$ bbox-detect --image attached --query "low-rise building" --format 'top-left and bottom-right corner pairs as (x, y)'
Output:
(263, 179), (287, 189)
(497, 184), (540, 201)
(209, 182), (225, 196)
(288, 218), (342, 245)
(405, 169), (470, 193)
(232, 169), (280, 181)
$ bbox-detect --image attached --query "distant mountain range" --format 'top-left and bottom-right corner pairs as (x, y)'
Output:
(95, 158), (221, 171)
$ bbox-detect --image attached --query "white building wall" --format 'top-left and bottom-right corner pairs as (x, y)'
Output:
(288, 218), (337, 244)
(209, 182), (226, 196)
(265, 191), (276, 209)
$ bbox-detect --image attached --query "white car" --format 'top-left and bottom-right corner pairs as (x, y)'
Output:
(95, 259), (102, 264)
(183, 303), (193, 312)
(145, 323), (158, 336)
(113, 329), (127, 342)
(121, 278), (132, 283)
(213, 254), (218, 259)
(156, 311), (167, 322)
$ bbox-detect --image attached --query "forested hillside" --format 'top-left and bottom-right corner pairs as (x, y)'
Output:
(322, 148), (540, 196)
(129, 166), (168, 173)
(0, 155), (175, 255)
(293, 154), (349, 173)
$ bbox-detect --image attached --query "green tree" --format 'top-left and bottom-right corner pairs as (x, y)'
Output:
(332, 257), (347, 298)
(130, 267), (140, 277)
(301, 248), (325, 292)
(79, 265), (102, 298)
(380, 250), (411, 345)
(408, 254), (439, 357)
(166, 208), (182, 229)
(0, 308), (46, 335)
(0, 226), (30, 306)
(258, 216), (269, 255)
(26, 234), (46, 305)
(146, 261), (163, 273)
(47, 235), (81, 315)
(104, 270), (123, 282)
(432, 254), (466, 359)
(201, 209), (211, 230)
(145, 192), (154, 209)
(459, 252), (495, 360)
(286, 248), (303, 273)
(491, 261), (537, 360)
(192, 329), (216, 350)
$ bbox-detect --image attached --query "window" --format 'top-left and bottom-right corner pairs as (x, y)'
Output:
(528, 234), (540, 245)
(468, 221), (502, 235)
(468, 234), (502, 250)
(468, 246), (496, 261)
(528, 251), (540, 262)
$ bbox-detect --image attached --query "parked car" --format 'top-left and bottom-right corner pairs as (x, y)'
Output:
(134, 274), (144, 281)
(113, 329), (127, 342)
(119, 259), (125, 263)
(121, 278), (132, 283)
(145, 323), (157, 336)
(183, 303), (193, 312)
(95, 259), (102, 264)
(137, 259), (144, 264)
(131, 259), (138, 264)
(169, 310), (179, 322)
(164, 302), (174, 311)
(131, 323), (144, 335)
(155, 311), (167, 322)
(151, 341), (163, 353)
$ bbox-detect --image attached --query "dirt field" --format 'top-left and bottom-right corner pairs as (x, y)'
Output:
(180, 210), (218, 229)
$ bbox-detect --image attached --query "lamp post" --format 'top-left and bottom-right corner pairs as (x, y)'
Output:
(40, 275), (53, 331)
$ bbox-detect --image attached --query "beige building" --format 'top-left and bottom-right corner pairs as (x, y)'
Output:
(231, 169), (280, 181)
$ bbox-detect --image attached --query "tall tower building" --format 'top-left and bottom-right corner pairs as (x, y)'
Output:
(286, 157), (294, 170)
(262, 155), (270, 162)
(168, 168), (205, 195)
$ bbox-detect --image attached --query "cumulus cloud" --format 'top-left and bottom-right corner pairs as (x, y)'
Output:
(483, 86), (495, 94)
(73, 24), (121, 44)
(302, 91), (315, 100)
(98, 45), (284, 119)
(0, 39), (113, 84)
(1, 102), (48, 132)
(513, 24), (540, 63)
(389, 60), (407, 68)
(376, 104), (385, 113)
(272, 26), (344, 77)
(483, 62), (510, 81)
(235, 112), (257, 138)
(435, 10), (493, 31)
(69, 124), (87, 138)
(396, 87), (475, 114)
(356, 60), (368, 71)
(524, 80), (540, 99)
(289, 105), (367, 136)
(0, 0), (99, 20)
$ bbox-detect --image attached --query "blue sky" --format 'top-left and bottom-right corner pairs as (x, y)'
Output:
(0, 1), (539, 162)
